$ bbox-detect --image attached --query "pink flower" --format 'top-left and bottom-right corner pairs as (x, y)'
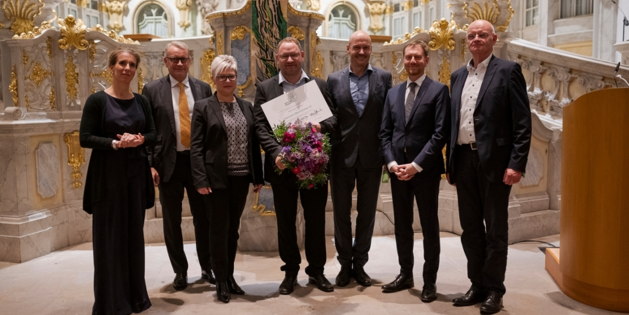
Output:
(292, 167), (300, 174)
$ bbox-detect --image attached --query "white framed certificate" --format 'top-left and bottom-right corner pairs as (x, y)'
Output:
(261, 80), (333, 127)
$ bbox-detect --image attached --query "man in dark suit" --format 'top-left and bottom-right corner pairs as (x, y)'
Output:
(326, 30), (392, 287)
(447, 20), (531, 314)
(142, 41), (214, 291)
(253, 37), (336, 295)
(379, 40), (450, 302)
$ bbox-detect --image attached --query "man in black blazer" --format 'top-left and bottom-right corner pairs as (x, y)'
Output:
(326, 30), (392, 287)
(379, 40), (449, 302)
(447, 20), (531, 314)
(142, 41), (214, 290)
(253, 37), (336, 295)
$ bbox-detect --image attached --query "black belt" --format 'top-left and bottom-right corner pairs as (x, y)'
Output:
(457, 142), (477, 150)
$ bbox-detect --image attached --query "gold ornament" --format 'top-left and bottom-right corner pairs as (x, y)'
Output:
(3, 0), (45, 35)
(438, 55), (451, 88)
(288, 26), (305, 41)
(200, 49), (216, 90)
(58, 15), (89, 50)
(63, 131), (85, 189)
(428, 18), (456, 51)
(237, 76), (252, 98)
(230, 26), (250, 41)
(216, 30), (224, 55)
(138, 66), (144, 94)
(49, 87), (56, 110)
(463, 0), (514, 32)
(29, 62), (53, 87)
(9, 65), (18, 106)
(65, 55), (79, 100)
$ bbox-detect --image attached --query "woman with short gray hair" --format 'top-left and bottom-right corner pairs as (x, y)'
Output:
(190, 54), (264, 303)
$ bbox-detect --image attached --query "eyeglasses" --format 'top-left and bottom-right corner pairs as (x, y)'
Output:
(166, 56), (190, 64)
(217, 75), (237, 82)
(278, 52), (301, 60)
(466, 33), (491, 40)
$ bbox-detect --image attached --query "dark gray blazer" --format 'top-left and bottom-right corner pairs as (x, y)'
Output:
(189, 94), (264, 190)
(447, 56), (531, 183)
(142, 75), (212, 183)
(327, 66), (392, 168)
(380, 77), (450, 177)
(253, 74), (336, 184)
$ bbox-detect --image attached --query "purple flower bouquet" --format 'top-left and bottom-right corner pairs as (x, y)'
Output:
(273, 120), (331, 189)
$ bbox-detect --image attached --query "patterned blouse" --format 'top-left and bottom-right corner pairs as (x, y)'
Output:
(220, 101), (250, 176)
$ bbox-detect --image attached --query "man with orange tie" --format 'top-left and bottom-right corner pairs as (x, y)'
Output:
(142, 41), (214, 291)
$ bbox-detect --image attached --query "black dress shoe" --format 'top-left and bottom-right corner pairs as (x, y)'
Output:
(217, 282), (231, 303)
(201, 269), (216, 285)
(353, 265), (372, 287)
(420, 283), (438, 302)
(227, 276), (245, 295)
(173, 273), (188, 291)
(308, 274), (334, 292)
(452, 286), (486, 306)
(279, 274), (298, 295)
(480, 291), (503, 314)
(336, 264), (351, 287)
(382, 274), (414, 293)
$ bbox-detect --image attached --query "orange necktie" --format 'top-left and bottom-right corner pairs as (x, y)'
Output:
(177, 82), (191, 148)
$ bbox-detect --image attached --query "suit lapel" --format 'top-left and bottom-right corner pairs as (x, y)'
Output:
(475, 56), (498, 110)
(397, 81), (407, 123)
(272, 76), (284, 99)
(363, 68), (377, 116)
(406, 77), (432, 127)
(161, 76), (176, 134)
(209, 95), (227, 132)
(189, 77), (200, 102)
(237, 97), (254, 130)
(341, 69), (359, 117)
(451, 70), (466, 141)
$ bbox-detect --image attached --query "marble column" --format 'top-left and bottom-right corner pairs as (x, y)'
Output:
(592, 0), (618, 62)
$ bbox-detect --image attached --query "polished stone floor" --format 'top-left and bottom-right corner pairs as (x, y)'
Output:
(0, 232), (622, 315)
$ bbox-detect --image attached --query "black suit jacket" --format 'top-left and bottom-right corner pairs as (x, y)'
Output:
(380, 77), (450, 177)
(327, 66), (392, 168)
(189, 94), (264, 190)
(253, 74), (336, 184)
(142, 75), (212, 183)
(447, 56), (532, 183)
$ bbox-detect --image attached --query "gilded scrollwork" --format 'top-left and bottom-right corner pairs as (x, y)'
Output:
(461, 39), (466, 60)
(230, 26), (250, 41)
(12, 19), (53, 39)
(49, 87), (56, 110)
(401, 0), (413, 11)
(200, 49), (216, 89)
(65, 55), (79, 100)
(216, 30), (224, 55)
(63, 131), (85, 189)
(90, 67), (113, 86)
(310, 32), (323, 78)
(46, 37), (53, 59)
(438, 55), (451, 87)
(288, 26), (305, 41)
(9, 65), (18, 106)
(461, 0), (514, 32)
(428, 18), (457, 51)
(92, 24), (139, 44)
(138, 67), (144, 94)
(88, 40), (96, 62)
(237, 76), (252, 98)
(22, 49), (28, 65)
(28, 62), (53, 86)
(58, 15), (89, 50)
(3, 0), (45, 35)
(76, 0), (88, 8)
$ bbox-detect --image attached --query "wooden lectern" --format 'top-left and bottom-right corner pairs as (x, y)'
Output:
(545, 88), (629, 312)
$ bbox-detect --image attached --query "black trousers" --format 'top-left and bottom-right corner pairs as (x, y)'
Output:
(203, 175), (250, 283)
(390, 172), (441, 285)
(454, 145), (511, 296)
(330, 157), (381, 267)
(271, 178), (328, 276)
(158, 152), (211, 274)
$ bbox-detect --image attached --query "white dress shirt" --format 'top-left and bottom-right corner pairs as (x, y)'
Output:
(170, 75), (195, 152)
(457, 54), (492, 145)
(387, 74), (426, 173)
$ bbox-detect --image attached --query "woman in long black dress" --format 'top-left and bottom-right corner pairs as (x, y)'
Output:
(80, 47), (156, 315)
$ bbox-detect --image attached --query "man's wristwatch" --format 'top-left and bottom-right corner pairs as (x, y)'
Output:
(112, 140), (119, 150)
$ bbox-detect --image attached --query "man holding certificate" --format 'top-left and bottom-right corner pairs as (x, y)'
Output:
(253, 37), (336, 295)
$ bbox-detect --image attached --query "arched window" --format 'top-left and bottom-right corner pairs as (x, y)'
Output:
(136, 2), (170, 37)
(328, 4), (358, 39)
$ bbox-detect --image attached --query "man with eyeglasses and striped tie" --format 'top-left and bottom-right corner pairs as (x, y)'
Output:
(142, 41), (214, 291)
